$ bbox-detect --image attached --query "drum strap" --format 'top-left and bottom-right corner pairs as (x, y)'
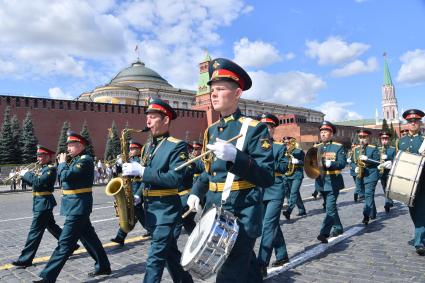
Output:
(221, 118), (252, 203)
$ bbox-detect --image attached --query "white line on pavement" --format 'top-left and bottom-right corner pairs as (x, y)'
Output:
(92, 217), (117, 223)
(266, 225), (364, 279)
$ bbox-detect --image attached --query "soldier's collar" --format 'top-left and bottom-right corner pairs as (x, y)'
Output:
(408, 132), (420, 137)
(220, 108), (242, 124)
(153, 132), (169, 144)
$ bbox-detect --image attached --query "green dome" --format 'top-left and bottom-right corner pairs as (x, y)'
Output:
(111, 60), (171, 87)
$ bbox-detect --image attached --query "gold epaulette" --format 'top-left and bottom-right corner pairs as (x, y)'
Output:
(80, 155), (87, 159)
(239, 117), (260, 127)
(48, 164), (55, 168)
(368, 144), (376, 148)
(332, 142), (342, 146)
(274, 141), (283, 145)
(167, 136), (181, 144)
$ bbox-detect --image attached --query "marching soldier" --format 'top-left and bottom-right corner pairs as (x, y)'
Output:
(110, 140), (150, 246)
(353, 129), (380, 225)
(257, 114), (289, 277)
(347, 143), (363, 202)
(400, 128), (409, 138)
(12, 146), (75, 268)
(282, 137), (307, 220)
(315, 121), (347, 243)
(377, 131), (396, 213)
(187, 58), (275, 282)
(34, 132), (111, 283)
(397, 109), (425, 256)
(122, 99), (193, 283)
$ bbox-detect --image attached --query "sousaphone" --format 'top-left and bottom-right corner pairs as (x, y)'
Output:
(304, 147), (323, 179)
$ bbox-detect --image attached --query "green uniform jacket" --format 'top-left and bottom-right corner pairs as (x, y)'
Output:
(263, 141), (288, 201)
(314, 141), (347, 192)
(57, 152), (94, 216)
(397, 133), (424, 153)
(192, 109), (274, 238)
(353, 144), (380, 184)
(192, 159), (204, 183)
(22, 164), (57, 212)
(136, 135), (187, 227)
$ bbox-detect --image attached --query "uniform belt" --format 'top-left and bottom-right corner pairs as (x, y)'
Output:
(209, 180), (255, 192)
(33, 191), (53, 196)
(323, 170), (341, 175)
(62, 187), (92, 195)
(178, 189), (191, 196)
(193, 173), (200, 177)
(275, 172), (283, 177)
(143, 189), (179, 197)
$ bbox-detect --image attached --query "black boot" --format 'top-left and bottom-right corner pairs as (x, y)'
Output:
(317, 234), (328, 244)
(384, 204), (390, 213)
(260, 266), (267, 277)
(88, 268), (112, 277)
(110, 237), (124, 246)
(271, 255), (289, 267)
(282, 210), (290, 220)
(12, 261), (32, 268)
(362, 216), (369, 225)
(416, 246), (425, 256)
(354, 193), (358, 202)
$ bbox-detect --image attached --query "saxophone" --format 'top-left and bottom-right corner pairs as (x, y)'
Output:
(355, 145), (366, 179)
(105, 127), (148, 233)
(379, 146), (386, 174)
(284, 138), (297, 177)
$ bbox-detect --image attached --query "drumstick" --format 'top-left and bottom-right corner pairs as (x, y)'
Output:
(182, 208), (196, 219)
(174, 134), (243, 171)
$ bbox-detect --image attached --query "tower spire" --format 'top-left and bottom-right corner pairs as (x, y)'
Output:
(381, 52), (399, 123)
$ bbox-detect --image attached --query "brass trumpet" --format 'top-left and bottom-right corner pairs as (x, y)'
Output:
(1, 162), (40, 184)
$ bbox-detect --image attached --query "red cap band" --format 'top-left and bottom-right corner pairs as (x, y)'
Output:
(261, 118), (276, 125)
(320, 125), (333, 132)
(67, 136), (85, 144)
(148, 104), (172, 118)
(129, 143), (142, 149)
(37, 148), (49, 154)
(405, 113), (422, 120)
(211, 69), (245, 89)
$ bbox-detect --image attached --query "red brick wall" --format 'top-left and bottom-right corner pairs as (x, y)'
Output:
(0, 96), (208, 158)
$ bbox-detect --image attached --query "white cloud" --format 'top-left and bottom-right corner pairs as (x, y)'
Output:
(233, 37), (282, 68)
(330, 57), (378, 77)
(0, 59), (18, 76)
(396, 49), (425, 85)
(317, 101), (363, 122)
(48, 87), (74, 100)
(0, 0), (253, 90)
(305, 36), (370, 65)
(244, 70), (326, 106)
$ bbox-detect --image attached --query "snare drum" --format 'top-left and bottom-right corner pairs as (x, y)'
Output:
(181, 206), (239, 279)
(386, 151), (425, 207)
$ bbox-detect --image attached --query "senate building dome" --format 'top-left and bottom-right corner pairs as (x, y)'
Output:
(77, 59), (196, 108)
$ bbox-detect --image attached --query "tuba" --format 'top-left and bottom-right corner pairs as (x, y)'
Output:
(105, 127), (149, 233)
(304, 146), (324, 179)
(354, 145), (366, 179)
(379, 146), (386, 174)
(284, 138), (298, 176)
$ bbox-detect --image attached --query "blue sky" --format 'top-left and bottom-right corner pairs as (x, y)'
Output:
(0, 0), (424, 121)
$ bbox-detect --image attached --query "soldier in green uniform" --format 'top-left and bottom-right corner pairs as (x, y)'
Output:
(187, 58), (275, 282)
(282, 137), (307, 220)
(377, 131), (396, 213)
(400, 128), (409, 138)
(352, 129), (380, 225)
(257, 114), (289, 277)
(12, 146), (73, 268)
(397, 109), (425, 256)
(315, 121), (347, 243)
(122, 99), (193, 283)
(34, 132), (111, 283)
(110, 140), (149, 246)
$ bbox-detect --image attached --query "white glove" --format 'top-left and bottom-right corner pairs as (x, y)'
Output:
(383, 160), (392, 170)
(122, 162), (145, 177)
(381, 154), (388, 160)
(355, 167), (360, 174)
(377, 164), (384, 170)
(187, 194), (201, 213)
(116, 157), (123, 165)
(134, 195), (141, 206)
(347, 158), (352, 163)
(206, 138), (237, 162)
(291, 158), (300, 164)
(360, 155), (368, 161)
(19, 169), (28, 177)
(325, 160), (332, 168)
(419, 140), (425, 154)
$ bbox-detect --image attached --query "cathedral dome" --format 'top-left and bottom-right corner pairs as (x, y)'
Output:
(110, 60), (172, 87)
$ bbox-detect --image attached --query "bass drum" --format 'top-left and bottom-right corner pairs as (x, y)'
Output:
(385, 151), (425, 207)
(181, 206), (239, 279)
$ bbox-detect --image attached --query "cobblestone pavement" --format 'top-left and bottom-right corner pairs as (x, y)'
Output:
(0, 170), (424, 282)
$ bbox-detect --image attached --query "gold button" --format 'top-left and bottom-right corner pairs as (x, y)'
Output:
(213, 172), (217, 176)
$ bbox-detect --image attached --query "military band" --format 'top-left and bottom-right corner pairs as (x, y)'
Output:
(377, 131), (396, 213)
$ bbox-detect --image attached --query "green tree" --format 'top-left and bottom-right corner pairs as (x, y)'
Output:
(0, 106), (16, 164)
(56, 121), (70, 154)
(80, 120), (95, 157)
(381, 118), (390, 133)
(21, 112), (38, 164)
(104, 121), (120, 161)
(389, 122), (397, 146)
(11, 115), (22, 164)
